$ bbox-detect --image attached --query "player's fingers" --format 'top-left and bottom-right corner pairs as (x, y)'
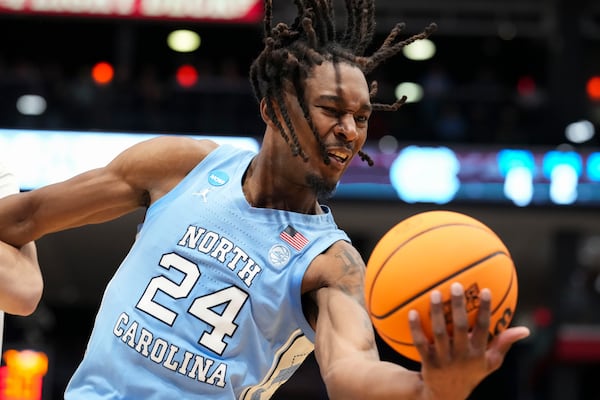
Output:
(429, 289), (450, 363)
(408, 309), (433, 362)
(486, 326), (531, 371)
(450, 282), (469, 356)
(471, 288), (492, 351)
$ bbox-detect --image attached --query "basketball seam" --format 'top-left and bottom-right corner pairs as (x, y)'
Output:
(371, 251), (509, 319)
(378, 258), (517, 349)
(367, 223), (498, 309)
(491, 264), (516, 315)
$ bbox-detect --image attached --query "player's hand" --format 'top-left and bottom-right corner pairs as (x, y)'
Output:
(408, 282), (530, 400)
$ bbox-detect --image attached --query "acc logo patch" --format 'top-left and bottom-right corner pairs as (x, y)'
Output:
(268, 244), (291, 267)
(208, 170), (229, 186)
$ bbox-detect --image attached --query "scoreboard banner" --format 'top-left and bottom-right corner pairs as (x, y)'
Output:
(336, 143), (600, 207)
(1, 128), (599, 208)
(0, 0), (263, 23)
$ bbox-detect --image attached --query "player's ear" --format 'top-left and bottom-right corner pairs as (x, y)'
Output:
(259, 97), (271, 124)
(260, 97), (280, 127)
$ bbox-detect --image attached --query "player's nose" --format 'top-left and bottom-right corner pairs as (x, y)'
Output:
(335, 114), (358, 142)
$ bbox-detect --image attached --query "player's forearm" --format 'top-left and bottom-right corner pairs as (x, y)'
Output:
(0, 193), (38, 247)
(322, 358), (428, 400)
(0, 170), (143, 247)
(0, 241), (43, 315)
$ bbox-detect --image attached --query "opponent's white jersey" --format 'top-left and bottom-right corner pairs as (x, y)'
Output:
(65, 144), (350, 399)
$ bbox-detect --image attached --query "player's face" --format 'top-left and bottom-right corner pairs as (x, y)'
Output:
(285, 61), (371, 199)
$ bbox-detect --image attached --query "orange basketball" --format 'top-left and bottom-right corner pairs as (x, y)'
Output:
(364, 210), (518, 362)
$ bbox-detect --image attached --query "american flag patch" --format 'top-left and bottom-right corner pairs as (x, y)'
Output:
(280, 225), (309, 251)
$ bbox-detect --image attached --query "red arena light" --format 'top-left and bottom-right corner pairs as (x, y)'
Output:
(91, 61), (114, 85)
(517, 75), (536, 97)
(586, 76), (600, 101)
(176, 64), (198, 88)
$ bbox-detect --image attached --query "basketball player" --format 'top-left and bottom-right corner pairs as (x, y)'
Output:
(0, 1), (529, 398)
(0, 163), (43, 356)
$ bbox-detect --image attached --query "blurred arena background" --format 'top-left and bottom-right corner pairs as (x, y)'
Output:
(1, 0), (600, 399)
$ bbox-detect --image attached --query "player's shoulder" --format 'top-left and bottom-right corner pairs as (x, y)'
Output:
(303, 240), (365, 293)
(324, 240), (365, 274)
(141, 135), (219, 156)
(120, 136), (220, 168)
(108, 136), (221, 194)
(323, 238), (360, 256)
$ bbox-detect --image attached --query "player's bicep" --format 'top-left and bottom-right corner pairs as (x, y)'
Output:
(314, 285), (379, 358)
(311, 244), (380, 372)
(11, 137), (209, 243)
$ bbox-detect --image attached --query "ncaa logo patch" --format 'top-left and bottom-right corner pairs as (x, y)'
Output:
(208, 170), (229, 186)
(269, 244), (291, 267)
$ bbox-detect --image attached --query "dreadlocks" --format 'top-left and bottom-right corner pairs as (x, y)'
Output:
(249, 0), (437, 167)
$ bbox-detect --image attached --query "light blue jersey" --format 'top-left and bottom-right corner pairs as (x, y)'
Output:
(65, 144), (350, 399)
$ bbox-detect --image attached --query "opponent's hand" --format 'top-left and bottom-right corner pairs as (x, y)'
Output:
(408, 282), (530, 400)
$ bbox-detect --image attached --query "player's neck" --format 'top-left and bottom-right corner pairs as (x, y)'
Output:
(242, 158), (321, 214)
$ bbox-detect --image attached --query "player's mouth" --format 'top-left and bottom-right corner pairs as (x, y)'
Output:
(327, 149), (351, 165)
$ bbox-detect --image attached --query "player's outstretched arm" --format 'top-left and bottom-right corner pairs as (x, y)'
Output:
(309, 241), (427, 399)
(0, 136), (218, 248)
(309, 243), (530, 400)
(0, 165), (43, 315)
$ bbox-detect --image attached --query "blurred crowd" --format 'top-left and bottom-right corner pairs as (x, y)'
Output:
(0, 56), (264, 137)
(0, 55), (561, 146)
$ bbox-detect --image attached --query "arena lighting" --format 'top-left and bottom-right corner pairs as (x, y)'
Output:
(565, 120), (595, 143)
(0, 349), (48, 400)
(377, 135), (399, 154)
(586, 76), (600, 101)
(91, 61), (114, 85)
(0, 129), (260, 191)
(498, 149), (535, 207)
(543, 150), (583, 205)
(402, 38), (436, 61)
(588, 153), (600, 181)
(167, 29), (201, 53)
(517, 76), (536, 97)
(176, 64), (199, 88)
(15, 95), (47, 116)
(335, 143), (600, 207)
(389, 145), (460, 204)
(395, 82), (423, 103)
